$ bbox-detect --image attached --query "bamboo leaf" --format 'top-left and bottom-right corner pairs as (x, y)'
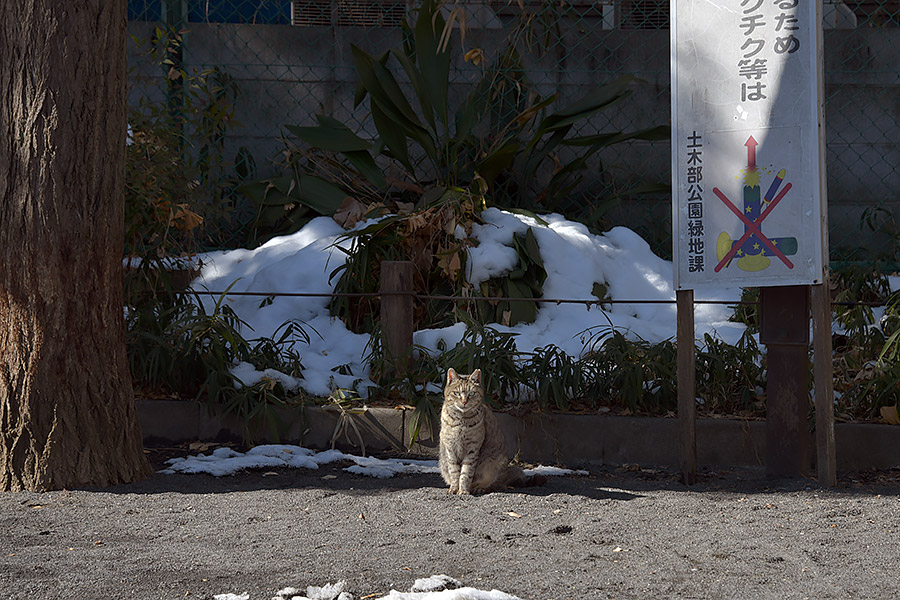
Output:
(414, 0), (450, 127)
(343, 150), (386, 189)
(475, 141), (519, 184)
(295, 174), (348, 215)
(370, 58), (424, 130)
(563, 125), (671, 149)
(538, 77), (638, 134)
(525, 126), (570, 173)
(551, 75), (637, 119)
(285, 123), (371, 152)
(561, 132), (622, 147)
(504, 208), (549, 226)
(454, 76), (492, 141)
(371, 101), (412, 172)
(506, 279), (536, 325)
(391, 48), (435, 130)
(523, 227), (543, 270)
(350, 45), (414, 130)
(236, 180), (268, 205)
(420, 186), (448, 206)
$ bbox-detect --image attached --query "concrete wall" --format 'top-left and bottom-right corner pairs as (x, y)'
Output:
(137, 401), (900, 472)
(127, 21), (900, 256)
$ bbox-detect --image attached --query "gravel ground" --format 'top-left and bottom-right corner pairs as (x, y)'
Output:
(1, 448), (899, 600)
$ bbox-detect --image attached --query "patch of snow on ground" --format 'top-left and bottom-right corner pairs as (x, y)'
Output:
(217, 578), (522, 600)
(161, 445), (588, 481)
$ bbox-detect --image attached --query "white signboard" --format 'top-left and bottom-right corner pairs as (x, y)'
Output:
(671, 0), (828, 289)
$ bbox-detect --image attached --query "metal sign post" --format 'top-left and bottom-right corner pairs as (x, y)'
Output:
(671, 0), (834, 482)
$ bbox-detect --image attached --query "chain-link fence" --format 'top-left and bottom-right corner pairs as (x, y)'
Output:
(127, 1), (900, 263)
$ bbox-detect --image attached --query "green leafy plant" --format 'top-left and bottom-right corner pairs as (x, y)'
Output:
(523, 344), (586, 411)
(127, 25), (251, 257)
(126, 285), (249, 403)
(578, 328), (673, 414)
(441, 320), (528, 406)
(327, 193), (556, 337)
(327, 189), (480, 333)
(223, 378), (303, 445)
(829, 265), (894, 413)
(366, 315), (528, 411)
(831, 264), (892, 339)
(126, 282), (316, 443)
(247, 319), (317, 377)
(360, 323), (445, 448)
(241, 0), (668, 244)
(877, 293), (900, 367)
(836, 286), (900, 421)
(475, 227), (548, 326)
(695, 331), (765, 416)
(728, 287), (760, 334)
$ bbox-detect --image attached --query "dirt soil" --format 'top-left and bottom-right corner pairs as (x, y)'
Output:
(1, 448), (899, 600)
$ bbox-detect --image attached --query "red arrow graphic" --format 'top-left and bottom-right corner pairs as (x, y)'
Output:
(745, 136), (758, 170)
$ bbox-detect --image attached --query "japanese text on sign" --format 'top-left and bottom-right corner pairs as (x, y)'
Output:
(686, 131), (705, 273)
(739, 0), (802, 102)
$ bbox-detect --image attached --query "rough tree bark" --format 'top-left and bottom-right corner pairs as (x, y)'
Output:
(0, 1), (151, 490)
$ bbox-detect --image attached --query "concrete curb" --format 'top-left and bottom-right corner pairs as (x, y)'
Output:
(136, 399), (900, 472)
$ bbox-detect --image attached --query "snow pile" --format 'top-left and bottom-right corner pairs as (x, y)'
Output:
(271, 581), (354, 600)
(410, 575), (463, 593)
(215, 577), (522, 600)
(192, 208), (744, 399)
(526, 465), (590, 477)
(161, 445), (587, 479)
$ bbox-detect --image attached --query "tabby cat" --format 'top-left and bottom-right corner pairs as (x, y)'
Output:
(439, 368), (529, 495)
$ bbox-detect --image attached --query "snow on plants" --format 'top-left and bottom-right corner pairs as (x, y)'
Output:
(191, 208), (744, 399)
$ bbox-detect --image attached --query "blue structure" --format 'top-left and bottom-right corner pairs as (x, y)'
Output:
(128, 0), (292, 25)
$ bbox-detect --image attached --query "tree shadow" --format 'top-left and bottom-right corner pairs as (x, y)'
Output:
(87, 447), (900, 499)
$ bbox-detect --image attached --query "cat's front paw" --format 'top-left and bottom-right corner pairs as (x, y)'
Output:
(448, 486), (459, 495)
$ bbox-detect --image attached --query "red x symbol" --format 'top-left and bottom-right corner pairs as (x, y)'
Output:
(712, 183), (793, 272)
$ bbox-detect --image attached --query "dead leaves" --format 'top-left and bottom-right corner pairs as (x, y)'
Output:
(188, 441), (216, 453)
(464, 48), (485, 66)
(333, 196), (368, 229)
(881, 405), (900, 425)
(386, 201), (472, 283)
(329, 189), (482, 333)
(156, 200), (203, 231)
(437, 251), (463, 282)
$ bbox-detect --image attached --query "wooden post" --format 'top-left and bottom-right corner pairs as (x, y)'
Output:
(811, 279), (837, 486)
(380, 261), (415, 376)
(677, 289), (697, 485)
(760, 285), (811, 477)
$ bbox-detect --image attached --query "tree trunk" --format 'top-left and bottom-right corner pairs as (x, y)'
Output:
(0, 1), (151, 490)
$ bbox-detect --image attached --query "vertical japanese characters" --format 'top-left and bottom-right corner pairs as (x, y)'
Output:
(686, 131), (705, 273)
(739, 0), (802, 102)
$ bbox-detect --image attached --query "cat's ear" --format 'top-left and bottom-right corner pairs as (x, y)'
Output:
(471, 369), (482, 384)
(447, 368), (458, 383)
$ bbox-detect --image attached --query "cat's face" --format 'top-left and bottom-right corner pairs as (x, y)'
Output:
(444, 368), (484, 413)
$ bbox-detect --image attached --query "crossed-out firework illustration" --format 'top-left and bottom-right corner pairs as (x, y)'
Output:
(713, 135), (798, 273)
